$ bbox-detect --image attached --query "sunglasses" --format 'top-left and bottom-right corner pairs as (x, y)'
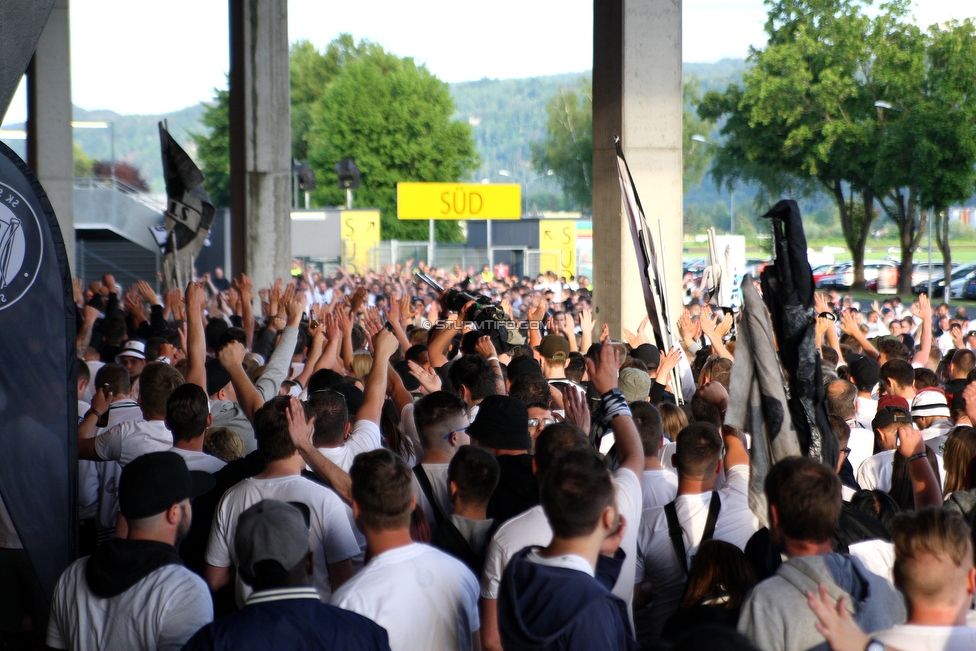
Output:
(528, 418), (556, 428)
(444, 426), (468, 440)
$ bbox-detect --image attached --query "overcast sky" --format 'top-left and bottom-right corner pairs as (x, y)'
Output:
(2, 0), (974, 124)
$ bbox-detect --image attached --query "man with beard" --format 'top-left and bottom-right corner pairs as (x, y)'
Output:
(47, 451), (215, 651)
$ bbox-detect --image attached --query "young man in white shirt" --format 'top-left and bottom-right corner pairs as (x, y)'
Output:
(331, 449), (480, 651)
(808, 508), (976, 651)
(480, 335), (645, 651)
(205, 396), (360, 606)
(630, 402), (678, 510)
(47, 451), (215, 651)
(305, 329), (397, 472)
(857, 396), (914, 492)
(826, 379), (875, 476)
(166, 384), (226, 474)
(410, 390), (471, 527)
(848, 355), (880, 430)
(78, 362), (185, 467)
(634, 418), (756, 641)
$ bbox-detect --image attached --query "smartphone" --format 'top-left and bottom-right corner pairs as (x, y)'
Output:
(97, 384), (111, 428)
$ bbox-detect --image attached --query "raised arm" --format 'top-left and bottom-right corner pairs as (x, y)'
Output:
(218, 342), (264, 420)
(910, 294), (932, 368)
(586, 328), (644, 477)
(357, 329), (398, 425)
(897, 424), (942, 509)
(427, 310), (458, 369)
(475, 336), (506, 396)
(840, 311), (878, 360)
(184, 281), (208, 393)
(286, 396), (352, 502)
(235, 274), (255, 350)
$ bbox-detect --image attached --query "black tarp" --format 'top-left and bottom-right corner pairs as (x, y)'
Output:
(0, 141), (77, 600)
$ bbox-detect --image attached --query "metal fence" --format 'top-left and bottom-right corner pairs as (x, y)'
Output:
(363, 241), (579, 278)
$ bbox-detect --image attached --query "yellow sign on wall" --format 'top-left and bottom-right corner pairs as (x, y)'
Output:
(538, 220), (577, 278)
(397, 183), (521, 220)
(340, 210), (380, 274)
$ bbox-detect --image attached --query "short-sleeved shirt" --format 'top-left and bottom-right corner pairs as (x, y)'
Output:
(206, 474), (360, 605)
(875, 624), (976, 651)
(170, 447), (227, 474)
(635, 464), (758, 639)
(411, 463), (451, 525)
(316, 420), (383, 472)
(93, 419), (173, 466)
(641, 469), (678, 511)
(480, 467), (643, 614)
(856, 450), (896, 492)
(847, 427), (876, 478)
(331, 542), (480, 651)
(46, 558), (212, 651)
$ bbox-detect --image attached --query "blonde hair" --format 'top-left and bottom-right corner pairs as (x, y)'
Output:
(658, 402), (689, 440)
(204, 427), (246, 462)
(352, 351), (374, 382)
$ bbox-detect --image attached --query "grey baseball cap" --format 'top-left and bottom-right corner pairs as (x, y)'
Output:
(234, 500), (310, 582)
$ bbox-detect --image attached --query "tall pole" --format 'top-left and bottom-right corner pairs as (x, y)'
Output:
(730, 188), (734, 234)
(486, 220), (493, 271)
(110, 121), (115, 185)
(428, 218), (435, 268)
(927, 210), (933, 298)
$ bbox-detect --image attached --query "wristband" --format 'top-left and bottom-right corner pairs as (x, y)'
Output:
(487, 357), (499, 363)
(84, 408), (103, 420)
(598, 388), (632, 425)
(907, 452), (928, 463)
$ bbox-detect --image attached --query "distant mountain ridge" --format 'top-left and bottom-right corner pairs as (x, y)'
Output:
(3, 60), (747, 197)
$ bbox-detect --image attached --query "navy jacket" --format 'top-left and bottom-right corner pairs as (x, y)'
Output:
(182, 587), (390, 651)
(498, 547), (639, 651)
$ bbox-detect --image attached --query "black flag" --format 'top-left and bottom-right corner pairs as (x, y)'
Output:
(158, 122), (215, 292)
(0, 140), (77, 600)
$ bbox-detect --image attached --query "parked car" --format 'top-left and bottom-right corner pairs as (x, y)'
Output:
(910, 262), (951, 287)
(962, 273), (976, 301)
(915, 262), (976, 297)
(864, 262), (900, 293)
(817, 261), (897, 291)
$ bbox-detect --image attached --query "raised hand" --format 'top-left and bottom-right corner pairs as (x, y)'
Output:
(372, 329), (399, 361)
(911, 293), (932, 322)
(561, 383), (591, 434)
(474, 335), (497, 360)
(285, 396), (315, 451)
(217, 340), (246, 370)
(408, 360), (442, 393)
(655, 346), (683, 384)
(585, 326), (618, 395)
(137, 280), (159, 306)
(102, 274), (117, 295)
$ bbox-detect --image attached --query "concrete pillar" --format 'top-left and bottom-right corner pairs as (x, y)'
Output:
(27, 0), (74, 272)
(228, 0), (291, 289)
(592, 0), (683, 339)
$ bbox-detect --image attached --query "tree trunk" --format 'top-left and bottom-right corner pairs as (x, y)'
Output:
(935, 206), (951, 300)
(898, 187), (923, 295)
(851, 190), (875, 291)
(829, 179), (868, 288)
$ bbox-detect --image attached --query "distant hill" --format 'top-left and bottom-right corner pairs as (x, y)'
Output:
(2, 60), (750, 200)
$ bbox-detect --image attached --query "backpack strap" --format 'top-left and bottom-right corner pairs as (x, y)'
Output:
(665, 491), (722, 575)
(413, 464), (446, 527)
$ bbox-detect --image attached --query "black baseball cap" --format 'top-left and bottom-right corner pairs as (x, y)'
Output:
(631, 343), (661, 369)
(119, 451), (215, 519)
(468, 395), (532, 451)
(506, 355), (543, 382)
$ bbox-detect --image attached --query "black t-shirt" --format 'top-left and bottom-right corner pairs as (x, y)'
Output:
(486, 454), (538, 525)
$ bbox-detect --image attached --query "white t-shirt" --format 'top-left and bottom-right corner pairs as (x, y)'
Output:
(856, 450), (896, 492)
(78, 400), (99, 520)
(206, 474), (360, 605)
(316, 420), (383, 472)
(331, 542), (480, 651)
(170, 447), (226, 474)
(641, 469), (678, 511)
(856, 395), (878, 430)
(93, 419), (173, 467)
(848, 539), (895, 586)
(93, 399), (143, 534)
(875, 624), (976, 651)
(47, 558), (212, 651)
(847, 427), (876, 478)
(635, 464), (758, 640)
(479, 467), (643, 614)
(412, 462), (452, 525)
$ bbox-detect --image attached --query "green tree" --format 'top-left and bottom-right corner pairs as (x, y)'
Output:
(306, 44), (478, 241)
(683, 77), (714, 194)
(531, 78), (592, 211)
(189, 86), (230, 207)
(73, 141), (94, 177)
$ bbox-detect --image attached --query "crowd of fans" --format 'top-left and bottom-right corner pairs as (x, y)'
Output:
(4, 260), (976, 651)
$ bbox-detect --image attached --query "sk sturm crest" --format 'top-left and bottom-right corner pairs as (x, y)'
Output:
(0, 181), (42, 311)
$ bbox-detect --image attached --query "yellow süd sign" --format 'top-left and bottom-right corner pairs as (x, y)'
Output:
(341, 210), (380, 274)
(397, 183), (521, 220)
(538, 220), (577, 278)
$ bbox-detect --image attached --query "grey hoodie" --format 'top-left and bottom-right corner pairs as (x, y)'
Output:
(738, 553), (905, 651)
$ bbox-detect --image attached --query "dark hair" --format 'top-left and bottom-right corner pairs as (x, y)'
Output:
(878, 338), (910, 362)
(254, 396), (310, 461)
(765, 457), (841, 543)
(825, 379), (857, 419)
(350, 449), (414, 531)
(77, 358), (91, 384)
(850, 489), (901, 537)
(460, 330), (484, 355)
(306, 390), (348, 447)
(217, 327), (247, 351)
(448, 355), (497, 402)
(880, 359), (915, 391)
(952, 349), (976, 377)
(888, 446), (941, 511)
(138, 362), (186, 417)
(690, 392), (723, 429)
(307, 369), (344, 394)
(828, 414), (851, 449)
(205, 318), (229, 352)
(102, 317), (126, 345)
(404, 344), (428, 364)
(144, 336), (167, 362)
(448, 446), (500, 505)
(94, 363), (131, 397)
(381, 398), (415, 461)
(413, 391), (468, 449)
(509, 374), (552, 409)
(534, 423), (589, 478)
(675, 422), (723, 479)
(821, 346), (839, 368)
(913, 367), (939, 391)
(540, 448), (615, 539)
(631, 402), (664, 457)
(565, 353), (586, 383)
(681, 539), (757, 611)
(166, 384), (210, 443)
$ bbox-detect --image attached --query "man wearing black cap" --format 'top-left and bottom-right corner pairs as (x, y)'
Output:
(536, 334), (584, 406)
(848, 355), (880, 429)
(47, 451), (215, 651)
(184, 500), (390, 651)
(468, 394), (539, 525)
(856, 395), (915, 492)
